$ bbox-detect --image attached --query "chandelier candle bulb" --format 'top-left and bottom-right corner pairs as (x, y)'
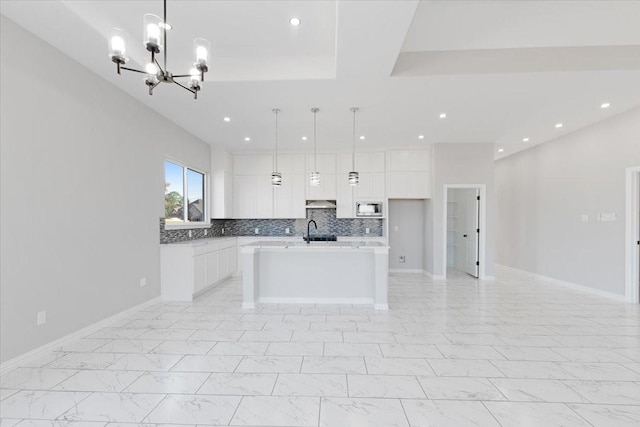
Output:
(109, 28), (128, 64)
(193, 38), (210, 79)
(143, 14), (162, 52)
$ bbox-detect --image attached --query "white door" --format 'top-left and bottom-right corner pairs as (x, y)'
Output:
(461, 189), (480, 277)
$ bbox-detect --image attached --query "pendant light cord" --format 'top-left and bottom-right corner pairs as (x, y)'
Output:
(274, 109), (279, 170)
(313, 109), (317, 171)
(352, 108), (356, 170)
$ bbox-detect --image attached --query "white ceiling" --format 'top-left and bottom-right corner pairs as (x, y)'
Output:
(1, 0), (639, 160)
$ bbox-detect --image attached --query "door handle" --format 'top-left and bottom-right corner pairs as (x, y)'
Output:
(463, 234), (468, 238)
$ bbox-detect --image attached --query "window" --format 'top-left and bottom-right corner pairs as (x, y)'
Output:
(164, 160), (206, 224)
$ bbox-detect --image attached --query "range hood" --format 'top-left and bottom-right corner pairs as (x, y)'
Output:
(305, 200), (337, 209)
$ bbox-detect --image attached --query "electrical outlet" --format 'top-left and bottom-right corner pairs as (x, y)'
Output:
(139, 277), (147, 287)
(204, 229), (208, 236)
(255, 228), (259, 234)
(399, 255), (406, 263)
(222, 228), (225, 234)
(365, 228), (370, 234)
(285, 228), (290, 234)
(37, 311), (47, 326)
(188, 230), (193, 238)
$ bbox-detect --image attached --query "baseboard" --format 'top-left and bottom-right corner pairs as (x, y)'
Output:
(0, 296), (161, 376)
(423, 271), (445, 280)
(258, 297), (375, 305)
(496, 264), (627, 302)
(389, 269), (424, 274)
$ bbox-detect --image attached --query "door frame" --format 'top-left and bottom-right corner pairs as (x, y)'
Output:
(625, 166), (640, 303)
(443, 184), (487, 280)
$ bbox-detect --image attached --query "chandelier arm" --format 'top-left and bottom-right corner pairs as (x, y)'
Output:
(121, 66), (148, 74)
(171, 74), (193, 78)
(154, 58), (165, 74)
(173, 80), (196, 94)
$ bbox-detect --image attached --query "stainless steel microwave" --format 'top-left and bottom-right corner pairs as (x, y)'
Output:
(356, 202), (383, 217)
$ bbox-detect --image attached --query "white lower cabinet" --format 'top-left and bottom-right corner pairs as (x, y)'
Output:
(161, 238), (237, 301)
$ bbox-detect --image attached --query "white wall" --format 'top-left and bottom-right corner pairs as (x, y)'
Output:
(388, 200), (424, 270)
(495, 107), (640, 296)
(426, 143), (496, 278)
(0, 16), (211, 362)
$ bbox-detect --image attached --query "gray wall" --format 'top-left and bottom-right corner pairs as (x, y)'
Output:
(427, 143), (496, 278)
(495, 107), (640, 296)
(0, 16), (211, 362)
(388, 200), (425, 270)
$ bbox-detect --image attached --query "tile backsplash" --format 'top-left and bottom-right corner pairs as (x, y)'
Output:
(160, 209), (383, 244)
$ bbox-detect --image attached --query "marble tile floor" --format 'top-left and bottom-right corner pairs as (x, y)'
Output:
(1, 266), (640, 426)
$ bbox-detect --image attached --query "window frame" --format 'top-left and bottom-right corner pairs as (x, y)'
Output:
(164, 158), (210, 229)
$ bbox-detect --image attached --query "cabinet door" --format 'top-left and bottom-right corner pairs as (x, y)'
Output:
(233, 175), (256, 218)
(228, 247), (237, 277)
(255, 176), (274, 218)
(275, 174), (306, 218)
(356, 152), (385, 173)
(194, 254), (207, 293)
(224, 172), (233, 218)
(387, 172), (429, 198)
(336, 178), (354, 218)
(354, 173), (385, 199)
(205, 251), (218, 287)
(218, 248), (229, 280)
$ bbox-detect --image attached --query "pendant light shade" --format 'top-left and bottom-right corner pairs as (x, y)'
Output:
(349, 107), (360, 186)
(310, 108), (320, 186)
(272, 108), (282, 187)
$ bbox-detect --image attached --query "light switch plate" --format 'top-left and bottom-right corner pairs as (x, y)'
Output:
(37, 311), (47, 325)
(285, 228), (290, 234)
(255, 228), (259, 234)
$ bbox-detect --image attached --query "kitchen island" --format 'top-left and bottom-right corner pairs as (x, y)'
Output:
(241, 241), (389, 310)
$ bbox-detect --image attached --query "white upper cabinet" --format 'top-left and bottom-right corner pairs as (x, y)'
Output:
(386, 149), (432, 199)
(354, 173), (385, 200)
(386, 149), (430, 172)
(355, 151), (385, 173)
(274, 174), (306, 218)
(277, 154), (305, 174)
(233, 154), (273, 175)
(232, 174), (274, 218)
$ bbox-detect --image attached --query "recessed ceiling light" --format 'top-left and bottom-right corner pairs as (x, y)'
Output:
(418, 135), (424, 139)
(439, 113), (447, 119)
(244, 137), (251, 142)
(223, 117), (231, 122)
(522, 137), (530, 142)
(289, 17), (301, 26)
(600, 102), (611, 109)
(359, 136), (365, 140)
(301, 136), (307, 141)
(497, 148), (504, 153)
(555, 123), (563, 128)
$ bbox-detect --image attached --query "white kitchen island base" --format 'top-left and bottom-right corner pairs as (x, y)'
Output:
(242, 241), (389, 310)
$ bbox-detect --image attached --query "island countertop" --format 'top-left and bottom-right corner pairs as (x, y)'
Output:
(241, 240), (388, 249)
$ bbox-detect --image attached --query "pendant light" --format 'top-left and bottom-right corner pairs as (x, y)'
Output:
(349, 107), (360, 186)
(271, 109), (282, 186)
(310, 108), (320, 186)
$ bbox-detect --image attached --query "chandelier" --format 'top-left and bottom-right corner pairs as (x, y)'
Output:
(108, 0), (210, 99)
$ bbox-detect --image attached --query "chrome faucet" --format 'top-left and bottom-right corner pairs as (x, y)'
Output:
(306, 220), (317, 244)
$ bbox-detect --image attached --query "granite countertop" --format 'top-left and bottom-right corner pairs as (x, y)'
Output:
(243, 240), (388, 249)
(162, 236), (236, 246)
